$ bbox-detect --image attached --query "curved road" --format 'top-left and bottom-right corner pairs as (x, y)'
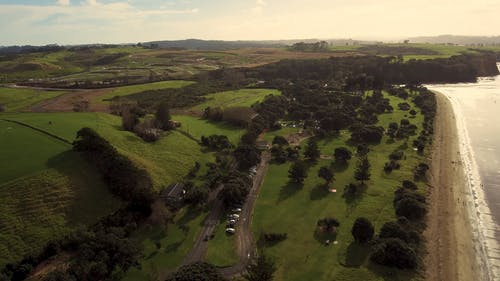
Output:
(180, 152), (271, 277)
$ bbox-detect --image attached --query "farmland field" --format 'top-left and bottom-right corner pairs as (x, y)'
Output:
(95, 80), (195, 103)
(190, 88), (281, 111)
(0, 119), (121, 267)
(0, 87), (65, 112)
(0, 112), (217, 189)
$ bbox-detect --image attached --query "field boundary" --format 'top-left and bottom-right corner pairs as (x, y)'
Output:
(1, 119), (72, 145)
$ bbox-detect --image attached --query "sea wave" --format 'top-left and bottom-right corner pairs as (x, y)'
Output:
(444, 92), (499, 281)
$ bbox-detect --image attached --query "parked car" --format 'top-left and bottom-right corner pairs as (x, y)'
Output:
(229, 214), (240, 219)
(232, 208), (242, 213)
(226, 228), (235, 234)
(228, 219), (236, 224)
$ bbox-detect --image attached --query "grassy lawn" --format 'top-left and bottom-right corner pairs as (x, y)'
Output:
(205, 216), (238, 267)
(0, 120), (120, 267)
(123, 207), (209, 281)
(94, 80), (195, 103)
(0, 112), (214, 190)
(172, 115), (244, 145)
(250, 92), (426, 281)
(191, 89), (281, 111)
(0, 87), (65, 112)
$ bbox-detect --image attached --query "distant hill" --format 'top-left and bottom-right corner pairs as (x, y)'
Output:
(142, 39), (291, 50)
(408, 35), (500, 45)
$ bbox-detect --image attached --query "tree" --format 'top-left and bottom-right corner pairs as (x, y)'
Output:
(234, 144), (261, 170)
(317, 217), (340, 233)
(354, 156), (371, 184)
(243, 253), (276, 281)
(121, 108), (139, 131)
(333, 147), (352, 163)
(166, 262), (225, 281)
(395, 197), (427, 220)
(288, 161), (307, 183)
(370, 238), (417, 269)
(318, 166), (334, 186)
(155, 102), (171, 130)
(272, 135), (289, 146)
(304, 138), (320, 161)
(351, 217), (374, 243)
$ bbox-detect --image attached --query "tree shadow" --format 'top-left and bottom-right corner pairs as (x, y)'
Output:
(310, 184), (330, 201)
(313, 229), (337, 245)
(277, 181), (303, 202)
(366, 261), (417, 281)
(164, 241), (183, 254)
(342, 184), (367, 217)
(343, 242), (370, 268)
(330, 161), (349, 173)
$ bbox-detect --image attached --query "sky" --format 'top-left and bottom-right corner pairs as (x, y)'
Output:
(0, 0), (499, 45)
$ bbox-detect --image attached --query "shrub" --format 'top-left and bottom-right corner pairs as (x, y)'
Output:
(398, 102), (411, 111)
(370, 238), (417, 269)
(317, 218), (340, 233)
(261, 233), (288, 242)
(379, 221), (409, 242)
(272, 135), (289, 146)
(384, 160), (400, 173)
(402, 180), (417, 190)
(389, 150), (404, 160)
(395, 197), (427, 220)
(334, 147), (352, 163)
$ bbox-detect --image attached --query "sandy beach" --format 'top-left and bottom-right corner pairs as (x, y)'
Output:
(424, 91), (481, 281)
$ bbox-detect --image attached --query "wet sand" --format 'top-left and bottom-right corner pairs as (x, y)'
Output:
(425, 91), (481, 281)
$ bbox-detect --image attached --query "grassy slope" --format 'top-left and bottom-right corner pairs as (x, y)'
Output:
(0, 112), (214, 190)
(0, 87), (65, 112)
(191, 89), (281, 111)
(250, 92), (426, 281)
(94, 80), (195, 103)
(0, 120), (120, 266)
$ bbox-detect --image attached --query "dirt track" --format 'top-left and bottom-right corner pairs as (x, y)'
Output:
(424, 92), (479, 281)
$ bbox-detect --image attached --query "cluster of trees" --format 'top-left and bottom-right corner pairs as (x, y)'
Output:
(121, 102), (173, 142)
(203, 106), (255, 127)
(201, 135), (233, 150)
(350, 125), (384, 144)
(1, 206), (150, 281)
(270, 137), (299, 163)
(290, 41), (329, 52)
(218, 170), (253, 207)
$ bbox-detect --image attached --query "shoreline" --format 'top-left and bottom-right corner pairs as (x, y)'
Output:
(424, 91), (482, 281)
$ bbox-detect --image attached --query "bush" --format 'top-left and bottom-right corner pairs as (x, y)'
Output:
(351, 217), (374, 243)
(398, 102), (411, 111)
(389, 150), (404, 160)
(414, 163), (429, 180)
(384, 160), (400, 173)
(261, 233), (288, 242)
(166, 262), (225, 281)
(379, 221), (409, 242)
(272, 136), (289, 146)
(402, 180), (417, 190)
(395, 197), (427, 220)
(334, 147), (352, 163)
(370, 238), (417, 269)
(317, 218), (340, 232)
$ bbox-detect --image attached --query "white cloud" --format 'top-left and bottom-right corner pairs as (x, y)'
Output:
(252, 0), (267, 13)
(57, 0), (70, 6)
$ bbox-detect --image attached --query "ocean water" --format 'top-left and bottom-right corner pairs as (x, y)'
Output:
(428, 64), (500, 281)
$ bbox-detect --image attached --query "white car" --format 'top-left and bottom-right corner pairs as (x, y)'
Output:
(228, 219), (236, 224)
(232, 208), (242, 213)
(228, 214), (240, 219)
(226, 228), (235, 234)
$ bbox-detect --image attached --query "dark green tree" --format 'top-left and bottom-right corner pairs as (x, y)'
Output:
(354, 156), (371, 184)
(288, 161), (307, 183)
(351, 217), (375, 243)
(333, 147), (352, 163)
(166, 262), (225, 281)
(155, 102), (171, 130)
(318, 166), (334, 186)
(243, 252), (276, 281)
(304, 139), (320, 161)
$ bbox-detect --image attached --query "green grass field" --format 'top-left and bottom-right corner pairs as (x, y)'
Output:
(0, 119), (121, 267)
(0, 87), (65, 112)
(95, 80), (195, 103)
(191, 89), (281, 111)
(250, 92), (426, 281)
(172, 115), (244, 145)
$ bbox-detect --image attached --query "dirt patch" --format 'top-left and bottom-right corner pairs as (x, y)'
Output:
(28, 88), (112, 113)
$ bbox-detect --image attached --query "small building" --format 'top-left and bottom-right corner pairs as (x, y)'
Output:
(160, 183), (185, 209)
(256, 140), (270, 150)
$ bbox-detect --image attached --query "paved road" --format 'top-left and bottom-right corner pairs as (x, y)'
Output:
(180, 152), (271, 277)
